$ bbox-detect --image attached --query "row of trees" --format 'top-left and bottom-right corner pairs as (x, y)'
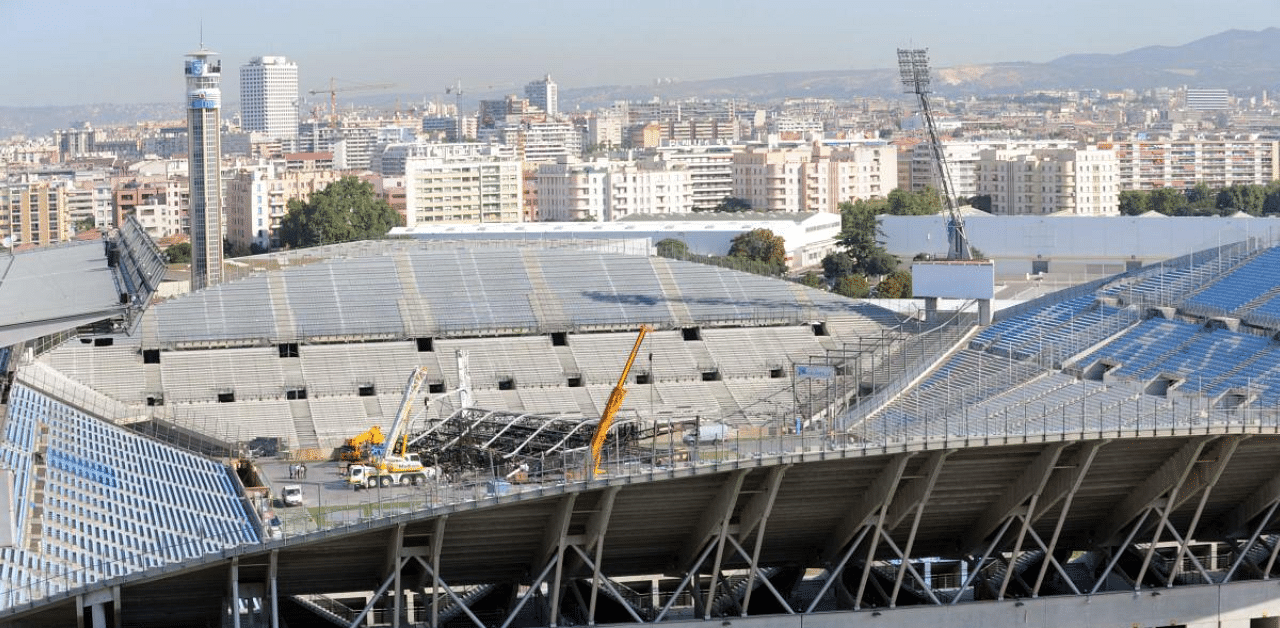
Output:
(814, 189), (949, 298)
(1118, 182), (1280, 217)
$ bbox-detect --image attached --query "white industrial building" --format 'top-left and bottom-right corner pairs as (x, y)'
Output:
(389, 210), (842, 269)
(881, 212), (1280, 278)
(238, 56), (299, 142)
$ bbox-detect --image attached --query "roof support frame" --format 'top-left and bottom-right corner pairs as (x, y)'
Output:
(1031, 440), (1103, 597)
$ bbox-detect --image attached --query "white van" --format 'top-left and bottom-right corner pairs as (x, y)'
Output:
(683, 423), (731, 445)
(282, 484), (303, 507)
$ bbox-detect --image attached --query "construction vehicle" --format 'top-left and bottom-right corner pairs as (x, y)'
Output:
(336, 425), (384, 462)
(347, 367), (437, 490)
(587, 326), (649, 479)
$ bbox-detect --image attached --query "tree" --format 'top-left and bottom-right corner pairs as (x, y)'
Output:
(967, 195), (993, 213)
(836, 200), (900, 276)
(655, 238), (689, 259)
(1263, 184), (1280, 216)
(1118, 191), (1151, 216)
(833, 275), (870, 298)
(278, 176), (400, 249)
(885, 187), (942, 216)
(164, 242), (191, 264)
(1187, 183), (1215, 209)
(1149, 187), (1187, 216)
(728, 228), (786, 268)
(875, 270), (913, 298)
(708, 197), (752, 212)
(1217, 184), (1266, 215)
(821, 251), (857, 280)
(799, 271), (823, 289)
(224, 238), (252, 259)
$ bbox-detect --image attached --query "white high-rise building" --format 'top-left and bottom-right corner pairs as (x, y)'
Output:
(525, 75), (558, 118)
(185, 47), (224, 290)
(240, 56), (299, 141)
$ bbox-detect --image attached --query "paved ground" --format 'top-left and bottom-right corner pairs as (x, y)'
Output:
(247, 434), (832, 539)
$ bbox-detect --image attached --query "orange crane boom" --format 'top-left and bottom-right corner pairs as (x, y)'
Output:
(589, 325), (649, 478)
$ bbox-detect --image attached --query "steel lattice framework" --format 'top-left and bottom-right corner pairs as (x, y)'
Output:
(12, 426), (1280, 627)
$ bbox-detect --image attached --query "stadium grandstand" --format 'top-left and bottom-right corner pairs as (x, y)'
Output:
(7, 236), (1280, 627)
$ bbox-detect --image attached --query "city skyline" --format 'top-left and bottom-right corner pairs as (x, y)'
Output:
(0, 0), (1275, 108)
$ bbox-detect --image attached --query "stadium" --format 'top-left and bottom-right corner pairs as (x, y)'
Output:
(4, 222), (1280, 628)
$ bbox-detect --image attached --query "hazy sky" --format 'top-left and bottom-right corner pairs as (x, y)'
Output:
(0, 0), (1275, 107)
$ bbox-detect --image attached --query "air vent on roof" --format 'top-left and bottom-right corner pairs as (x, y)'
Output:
(142, 349), (161, 364)
(357, 384), (376, 397)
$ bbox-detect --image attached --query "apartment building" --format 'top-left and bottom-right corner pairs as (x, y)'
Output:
(653, 144), (737, 211)
(535, 157), (693, 222)
(1100, 139), (1279, 191)
(224, 160), (343, 251)
(524, 75), (558, 118)
(732, 141), (894, 213)
(974, 147), (1119, 216)
(898, 140), (1077, 198)
(1, 182), (71, 246)
(403, 147), (522, 225)
(113, 178), (188, 239)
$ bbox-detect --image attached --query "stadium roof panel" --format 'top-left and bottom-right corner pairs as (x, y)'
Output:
(0, 242), (123, 346)
(146, 247), (895, 345)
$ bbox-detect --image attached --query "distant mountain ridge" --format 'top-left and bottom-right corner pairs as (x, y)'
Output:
(3, 28), (1278, 138)
(561, 27), (1280, 106)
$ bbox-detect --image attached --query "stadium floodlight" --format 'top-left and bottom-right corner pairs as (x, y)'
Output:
(897, 47), (971, 261)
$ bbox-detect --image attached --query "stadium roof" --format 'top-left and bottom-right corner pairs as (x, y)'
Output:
(0, 218), (166, 348)
(0, 243), (126, 347)
(146, 246), (886, 346)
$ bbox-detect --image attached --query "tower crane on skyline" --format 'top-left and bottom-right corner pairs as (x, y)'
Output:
(898, 48), (972, 261)
(308, 78), (396, 127)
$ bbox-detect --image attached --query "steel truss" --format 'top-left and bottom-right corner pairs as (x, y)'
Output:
(405, 407), (663, 477)
(199, 435), (1280, 627)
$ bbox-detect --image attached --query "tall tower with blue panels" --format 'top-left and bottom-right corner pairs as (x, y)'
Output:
(185, 48), (224, 290)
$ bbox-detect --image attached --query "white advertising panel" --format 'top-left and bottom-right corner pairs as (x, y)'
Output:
(912, 261), (996, 300)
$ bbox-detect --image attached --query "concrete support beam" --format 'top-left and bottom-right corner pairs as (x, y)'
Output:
(681, 469), (748, 562)
(1094, 436), (1215, 547)
(821, 453), (912, 562)
(962, 444), (1067, 553)
(885, 451), (950, 531)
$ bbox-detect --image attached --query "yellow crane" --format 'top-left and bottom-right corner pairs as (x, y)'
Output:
(308, 78), (396, 127)
(588, 325), (649, 478)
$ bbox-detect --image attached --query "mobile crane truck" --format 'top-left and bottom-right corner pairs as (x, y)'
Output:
(347, 367), (438, 489)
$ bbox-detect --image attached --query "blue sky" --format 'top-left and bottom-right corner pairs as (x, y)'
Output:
(0, 0), (1275, 107)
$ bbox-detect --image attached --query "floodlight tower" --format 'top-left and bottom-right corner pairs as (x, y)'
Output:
(898, 48), (971, 261)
